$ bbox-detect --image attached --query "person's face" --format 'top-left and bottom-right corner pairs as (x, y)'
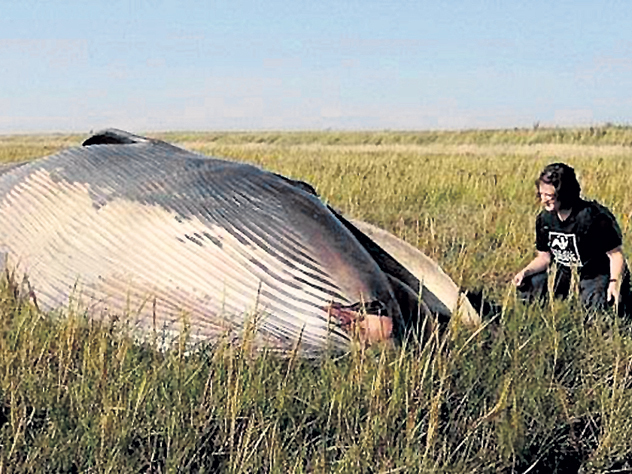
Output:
(538, 183), (560, 212)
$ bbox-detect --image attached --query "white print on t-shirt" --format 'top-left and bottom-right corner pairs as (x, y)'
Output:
(549, 232), (582, 267)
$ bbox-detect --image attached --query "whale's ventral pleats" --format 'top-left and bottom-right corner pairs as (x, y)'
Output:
(0, 129), (479, 355)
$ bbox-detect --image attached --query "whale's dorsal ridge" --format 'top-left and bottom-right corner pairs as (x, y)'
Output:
(82, 129), (151, 147)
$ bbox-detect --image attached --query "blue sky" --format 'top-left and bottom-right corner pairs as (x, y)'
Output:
(1, 0), (631, 132)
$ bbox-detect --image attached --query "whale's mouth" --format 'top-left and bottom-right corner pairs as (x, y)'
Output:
(325, 300), (393, 344)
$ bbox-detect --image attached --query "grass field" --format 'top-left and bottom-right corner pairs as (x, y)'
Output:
(1, 126), (632, 472)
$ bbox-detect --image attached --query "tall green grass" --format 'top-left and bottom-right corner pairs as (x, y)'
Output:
(1, 127), (632, 472)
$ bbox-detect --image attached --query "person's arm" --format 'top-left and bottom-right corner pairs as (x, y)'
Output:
(513, 251), (551, 287)
(606, 245), (626, 305)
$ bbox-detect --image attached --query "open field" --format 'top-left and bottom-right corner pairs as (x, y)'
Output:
(2, 127), (632, 472)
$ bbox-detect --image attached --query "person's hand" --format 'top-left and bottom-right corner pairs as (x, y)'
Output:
(513, 269), (527, 287)
(607, 280), (620, 307)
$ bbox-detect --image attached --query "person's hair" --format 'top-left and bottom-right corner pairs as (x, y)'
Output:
(535, 162), (581, 209)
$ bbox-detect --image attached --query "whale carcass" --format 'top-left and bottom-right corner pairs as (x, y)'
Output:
(0, 130), (479, 355)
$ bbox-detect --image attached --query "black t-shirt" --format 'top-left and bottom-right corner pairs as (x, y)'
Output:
(535, 199), (622, 279)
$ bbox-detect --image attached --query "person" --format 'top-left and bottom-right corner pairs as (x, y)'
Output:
(513, 162), (630, 314)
